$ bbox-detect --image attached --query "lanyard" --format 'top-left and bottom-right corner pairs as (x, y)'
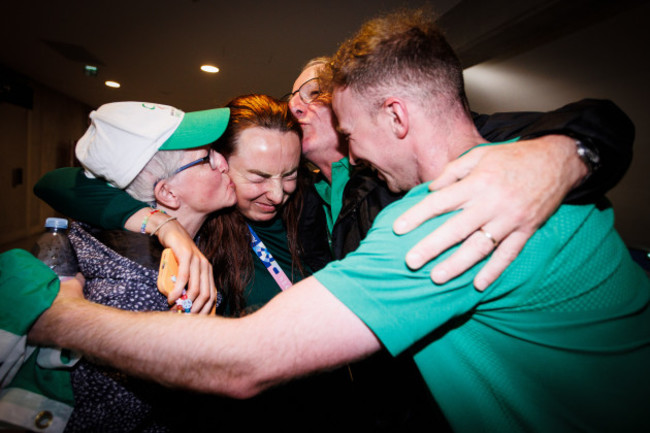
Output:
(247, 224), (293, 291)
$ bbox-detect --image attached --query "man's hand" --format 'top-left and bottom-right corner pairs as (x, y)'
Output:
(393, 135), (588, 290)
(155, 218), (217, 314)
(59, 273), (85, 299)
(28, 273), (86, 345)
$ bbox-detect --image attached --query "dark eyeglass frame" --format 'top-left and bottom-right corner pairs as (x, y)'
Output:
(154, 149), (217, 188)
(173, 151), (213, 176)
(282, 77), (321, 104)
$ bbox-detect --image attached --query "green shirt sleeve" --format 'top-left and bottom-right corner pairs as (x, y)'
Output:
(33, 167), (148, 230)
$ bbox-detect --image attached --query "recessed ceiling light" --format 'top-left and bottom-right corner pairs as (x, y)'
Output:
(200, 65), (219, 73)
(105, 80), (120, 88)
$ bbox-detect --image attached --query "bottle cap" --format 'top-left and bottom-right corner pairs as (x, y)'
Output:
(44, 217), (69, 229)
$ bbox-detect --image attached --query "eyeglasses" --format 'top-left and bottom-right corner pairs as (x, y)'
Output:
(172, 149), (219, 175)
(282, 77), (321, 105)
(154, 149), (222, 190)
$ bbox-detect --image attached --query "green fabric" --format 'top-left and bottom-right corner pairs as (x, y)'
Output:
(314, 156), (650, 431)
(0, 249), (74, 433)
(34, 167), (147, 230)
(160, 107), (230, 150)
(9, 350), (74, 406)
(312, 157), (351, 234)
(242, 217), (311, 313)
(0, 249), (60, 335)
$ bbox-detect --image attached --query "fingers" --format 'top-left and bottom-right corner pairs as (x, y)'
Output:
(399, 137), (577, 292)
(472, 231), (529, 291)
(193, 263), (217, 315)
(404, 199), (490, 269)
(429, 147), (485, 191)
(429, 226), (503, 286)
(393, 151), (486, 236)
(168, 247), (191, 303)
(171, 247), (214, 314)
(202, 265), (218, 315)
(183, 251), (201, 303)
(394, 181), (470, 235)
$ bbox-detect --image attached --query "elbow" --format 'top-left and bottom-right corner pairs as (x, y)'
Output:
(206, 376), (269, 400)
(201, 365), (274, 400)
(226, 378), (267, 400)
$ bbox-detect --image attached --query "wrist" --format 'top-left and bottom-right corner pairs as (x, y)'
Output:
(141, 209), (168, 234)
(155, 217), (185, 242)
(544, 134), (591, 190)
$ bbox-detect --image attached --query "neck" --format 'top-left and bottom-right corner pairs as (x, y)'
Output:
(157, 205), (205, 239)
(416, 110), (486, 184)
(307, 142), (348, 184)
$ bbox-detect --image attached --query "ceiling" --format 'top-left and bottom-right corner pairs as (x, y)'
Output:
(0, 0), (642, 112)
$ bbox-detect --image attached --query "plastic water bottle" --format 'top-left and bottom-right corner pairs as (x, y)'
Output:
(31, 217), (78, 280)
(31, 217), (83, 369)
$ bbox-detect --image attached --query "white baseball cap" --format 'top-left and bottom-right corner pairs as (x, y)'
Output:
(76, 101), (230, 188)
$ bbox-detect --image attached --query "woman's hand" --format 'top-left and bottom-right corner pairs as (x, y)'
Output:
(155, 218), (217, 314)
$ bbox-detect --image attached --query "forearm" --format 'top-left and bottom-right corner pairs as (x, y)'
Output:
(29, 277), (378, 397)
(529, 134), (589, 193)
(30, 296), (256, 396)
(34, 167), (148, 230)
(474, 99), (634, 202)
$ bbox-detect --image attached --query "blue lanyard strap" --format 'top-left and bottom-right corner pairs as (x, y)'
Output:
(248, 224), (293, 291)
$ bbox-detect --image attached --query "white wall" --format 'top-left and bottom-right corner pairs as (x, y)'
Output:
(464, 2), (650, 249)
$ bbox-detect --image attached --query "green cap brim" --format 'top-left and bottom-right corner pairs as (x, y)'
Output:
(160, 107), (230, 150)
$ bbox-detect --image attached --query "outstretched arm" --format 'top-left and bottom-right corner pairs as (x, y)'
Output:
(29, 274), (379, 397)
(394, 99), (634, 290)
(34, 167), (213, 311)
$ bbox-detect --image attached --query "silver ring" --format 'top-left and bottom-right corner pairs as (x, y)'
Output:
(478, 228), (498, 247)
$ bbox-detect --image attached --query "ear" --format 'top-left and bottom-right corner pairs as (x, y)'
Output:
(382, 97), (409, 139)
(154, 179), (181, 210)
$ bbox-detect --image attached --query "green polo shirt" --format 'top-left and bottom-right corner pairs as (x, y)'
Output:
(312, 157), (352, 235)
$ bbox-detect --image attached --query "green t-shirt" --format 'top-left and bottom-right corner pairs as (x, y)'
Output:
(315, 182), (650, 432)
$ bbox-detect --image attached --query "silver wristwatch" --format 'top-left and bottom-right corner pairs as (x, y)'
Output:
(575, 138), (600, 177)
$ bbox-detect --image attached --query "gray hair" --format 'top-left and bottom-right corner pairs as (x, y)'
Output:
(301, 56), (330, 72)
(125, 150), (186, 204)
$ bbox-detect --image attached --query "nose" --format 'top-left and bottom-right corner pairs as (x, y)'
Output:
(288, 93), (305, 119)
(265, 179), (284, 204)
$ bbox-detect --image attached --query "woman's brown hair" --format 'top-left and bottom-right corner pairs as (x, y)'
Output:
(197, 94), (307, 316)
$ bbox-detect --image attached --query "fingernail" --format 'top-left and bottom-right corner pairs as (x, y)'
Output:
(406, 252), (422, 269)
(475, 278), (488, 291)
(394, 219), (407, 234)
(431, 268), (447, 283)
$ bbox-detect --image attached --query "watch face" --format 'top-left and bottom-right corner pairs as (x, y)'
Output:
(576, 139), (600, 171)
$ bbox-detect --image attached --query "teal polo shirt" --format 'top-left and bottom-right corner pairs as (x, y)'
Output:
(312, 157), (352, 235)
(314, 158), (650, 432)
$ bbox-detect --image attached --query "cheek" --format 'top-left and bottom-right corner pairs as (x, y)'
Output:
(234, 183), (260, 207)
(284, 180), (297, 196)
